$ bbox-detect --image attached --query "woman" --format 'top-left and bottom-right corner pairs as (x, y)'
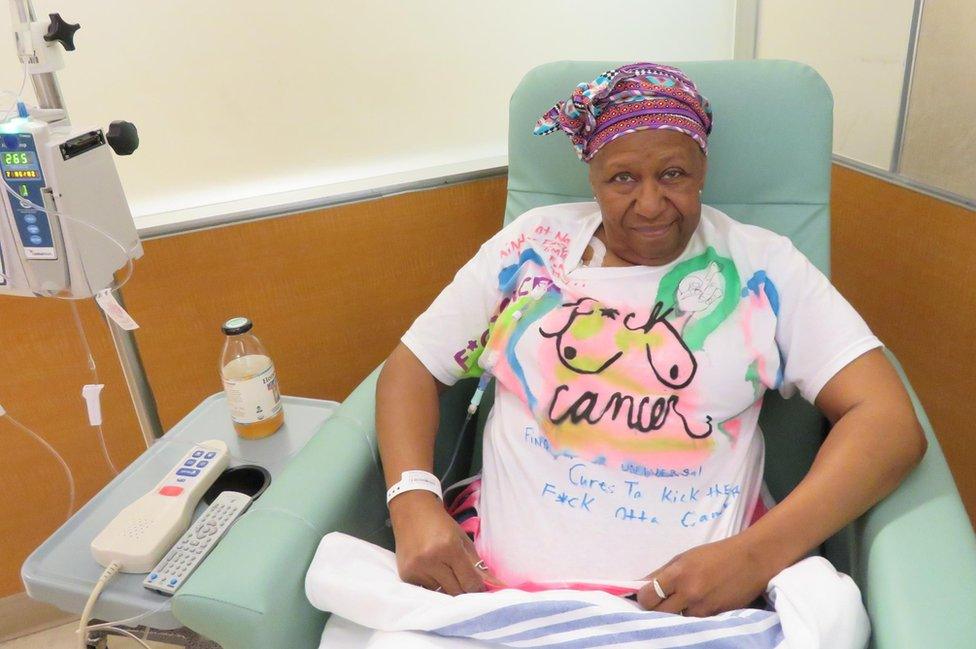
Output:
(376, 62), (926, 617)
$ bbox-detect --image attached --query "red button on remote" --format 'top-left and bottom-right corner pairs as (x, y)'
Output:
(159, 486), (184, 497)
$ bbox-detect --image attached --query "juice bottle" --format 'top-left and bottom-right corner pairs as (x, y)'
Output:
(220, 317), (284, 439)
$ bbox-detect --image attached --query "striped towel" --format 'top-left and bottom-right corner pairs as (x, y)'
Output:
(305, 533), (868, 649)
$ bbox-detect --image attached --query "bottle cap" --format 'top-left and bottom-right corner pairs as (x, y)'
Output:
(222, 316), (253, 335)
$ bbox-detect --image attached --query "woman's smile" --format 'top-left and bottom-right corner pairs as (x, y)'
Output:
(633, 221), (676, 238)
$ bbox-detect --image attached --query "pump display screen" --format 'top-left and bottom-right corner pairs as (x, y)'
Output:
(3, 151), (34, 166)
(0, 150), (40, 178)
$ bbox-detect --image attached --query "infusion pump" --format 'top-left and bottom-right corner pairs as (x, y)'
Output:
(0, 111), (142, 298)
(0, 3), (142, 299)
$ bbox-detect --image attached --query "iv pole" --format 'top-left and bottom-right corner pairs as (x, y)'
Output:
(11, 0), (163, 445)
(104, 290), (164, 445)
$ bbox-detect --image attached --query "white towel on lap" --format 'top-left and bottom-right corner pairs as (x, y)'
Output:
(305, 533), (869, 649)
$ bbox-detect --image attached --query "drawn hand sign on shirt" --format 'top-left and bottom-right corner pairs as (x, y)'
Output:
(677, 261), (724, 313)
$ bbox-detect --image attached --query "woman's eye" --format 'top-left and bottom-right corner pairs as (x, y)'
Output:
(662, 169), (684, 180)
(611, 172), (635, 182)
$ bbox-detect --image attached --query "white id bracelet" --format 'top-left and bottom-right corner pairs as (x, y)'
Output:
(386, 470), (443, 505)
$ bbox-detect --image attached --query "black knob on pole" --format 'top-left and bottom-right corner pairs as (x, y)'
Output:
(107, 121), (139, 155)
(44, 14), (81, 51)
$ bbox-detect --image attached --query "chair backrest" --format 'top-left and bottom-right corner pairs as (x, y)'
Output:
(440, 60), (849, 568)
(505, 60), (834, 273)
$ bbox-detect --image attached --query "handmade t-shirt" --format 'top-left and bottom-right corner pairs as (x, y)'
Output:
(402, 201), (882, 586)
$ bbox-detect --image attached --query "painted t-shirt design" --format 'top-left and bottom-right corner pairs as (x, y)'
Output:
(403, 203), (882, 584)
(459, 238), (759, 471)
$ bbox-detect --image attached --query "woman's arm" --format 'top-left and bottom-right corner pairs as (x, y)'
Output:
(740, 347), (926, 575)
(376, 343), (445, 488)
(639, 348), (927, 615)
(376, 343), (488, 595)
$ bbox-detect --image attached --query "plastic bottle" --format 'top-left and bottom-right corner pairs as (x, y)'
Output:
(220, 317), (284, 439)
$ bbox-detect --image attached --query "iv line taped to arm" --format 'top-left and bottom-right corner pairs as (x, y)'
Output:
(440, 283), (551, 484)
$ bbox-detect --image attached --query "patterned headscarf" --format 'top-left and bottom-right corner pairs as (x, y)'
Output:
(533, 62), (713, 162)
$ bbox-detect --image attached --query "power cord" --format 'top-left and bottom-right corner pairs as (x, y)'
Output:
(84, 600), (170, 632)
(77, 563), (159, 649)
(77, 561), (121, 649)
(96, 626), (152, 649)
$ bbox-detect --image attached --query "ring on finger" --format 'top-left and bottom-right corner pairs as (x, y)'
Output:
(474, 560), (487, 571)
(652, 578), (668, 600)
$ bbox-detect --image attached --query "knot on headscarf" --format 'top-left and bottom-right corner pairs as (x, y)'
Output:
(533, 62), (713, 161)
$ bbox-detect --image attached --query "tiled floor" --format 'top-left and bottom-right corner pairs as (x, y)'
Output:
(1, 621), (172, 648)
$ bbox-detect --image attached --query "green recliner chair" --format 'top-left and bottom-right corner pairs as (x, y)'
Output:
(172, 60), (976, 648)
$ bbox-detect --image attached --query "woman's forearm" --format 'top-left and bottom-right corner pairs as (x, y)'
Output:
(376, 343), (444, 489)
(377, 344), (491, 594)
(737, 400), (926, 579)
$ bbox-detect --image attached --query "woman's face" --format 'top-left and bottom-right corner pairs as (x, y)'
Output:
(588, 129), (707, 266)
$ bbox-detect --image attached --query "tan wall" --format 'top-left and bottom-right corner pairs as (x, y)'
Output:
(0, 297), (146, 615)
(2, 165), (974, 612)
(127, 177), (506, 430)
(0, 176), (506, 602)
(831, 164), (976, 523)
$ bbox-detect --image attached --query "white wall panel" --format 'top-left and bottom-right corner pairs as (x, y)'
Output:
(0, 1), (735, 227)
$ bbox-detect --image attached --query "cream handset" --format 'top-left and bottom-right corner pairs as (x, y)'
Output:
(90, 440), (229, 572)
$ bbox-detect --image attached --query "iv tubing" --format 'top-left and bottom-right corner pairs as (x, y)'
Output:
(439, 370), (492, 483)
(0, 63), (28, 122)
(70, 299), (119, 475)
(1, 408), (75, 521)
(439, 285), (550, 483)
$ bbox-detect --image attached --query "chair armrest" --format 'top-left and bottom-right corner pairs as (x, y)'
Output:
(858, 350), (976, 648)
(172, 366), (391, 649)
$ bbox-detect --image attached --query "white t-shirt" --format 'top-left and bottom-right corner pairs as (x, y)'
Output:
(402, 202), (882, 586)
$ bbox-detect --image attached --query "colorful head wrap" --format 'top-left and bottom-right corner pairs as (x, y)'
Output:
(533, 62), (713, 162)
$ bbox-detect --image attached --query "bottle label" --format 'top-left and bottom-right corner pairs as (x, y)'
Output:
(222, 363), (282, 424)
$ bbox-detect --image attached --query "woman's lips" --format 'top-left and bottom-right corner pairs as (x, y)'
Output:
(634, 222), (674, 238)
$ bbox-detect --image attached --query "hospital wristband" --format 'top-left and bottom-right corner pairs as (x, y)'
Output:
(386, 470), (442, 505)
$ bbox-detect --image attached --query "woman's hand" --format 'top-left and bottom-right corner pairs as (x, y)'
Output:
(636, 535), (772, 617)
(389, 491), (499, 595)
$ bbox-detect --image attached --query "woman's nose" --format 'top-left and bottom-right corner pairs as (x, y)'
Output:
(634, 180), (667, 216)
